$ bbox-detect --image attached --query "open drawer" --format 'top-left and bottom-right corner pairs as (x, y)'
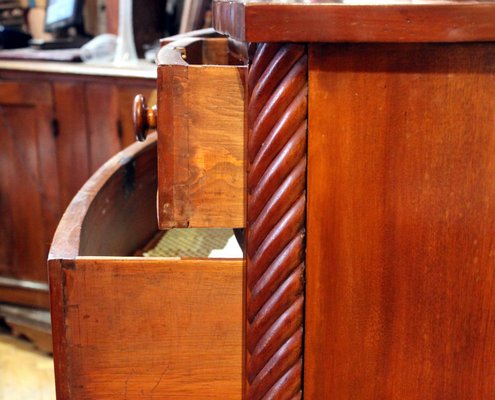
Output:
(156, 36), (246, 229)
(48, 134), (242, 399)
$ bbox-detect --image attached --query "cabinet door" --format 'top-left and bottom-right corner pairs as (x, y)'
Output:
(0, 81), (59, 284)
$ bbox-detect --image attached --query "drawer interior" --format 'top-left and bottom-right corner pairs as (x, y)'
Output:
(156, 36), (246, 230)
(49, 136), (243, 399)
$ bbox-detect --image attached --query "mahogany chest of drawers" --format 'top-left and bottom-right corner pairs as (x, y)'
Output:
(49, 1), (495, 399)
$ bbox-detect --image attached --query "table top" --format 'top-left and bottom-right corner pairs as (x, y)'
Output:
(213, 0), (495, 43)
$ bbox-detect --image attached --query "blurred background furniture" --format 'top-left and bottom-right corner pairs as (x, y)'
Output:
(0, 61), (156, 351)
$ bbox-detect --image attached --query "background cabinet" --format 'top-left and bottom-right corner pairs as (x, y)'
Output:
(0, 61), (156, 351)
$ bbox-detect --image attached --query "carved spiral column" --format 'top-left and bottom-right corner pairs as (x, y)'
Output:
(246, 43), (308, 399)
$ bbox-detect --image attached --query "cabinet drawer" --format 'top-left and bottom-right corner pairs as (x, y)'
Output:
(48, 135), (242, 399)
(157, 37), (246, 229)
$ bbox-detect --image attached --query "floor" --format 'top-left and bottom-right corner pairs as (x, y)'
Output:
(0, 327), (56, 400)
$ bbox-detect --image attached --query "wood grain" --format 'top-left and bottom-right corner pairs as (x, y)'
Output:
(118, 86), (157, 147)
(213, 0), (495, 43)
(246, 43), (307, 400)
(50, 258), (242, 399)
(0, 81), (58, 283)
(0, 66), (155, 316)
(53, 82), (91, 208)
(49, 135), (243, 399)
(305, 42), (495, 399)
(49, 135), (158, 260)
(157, 41), (246, 229)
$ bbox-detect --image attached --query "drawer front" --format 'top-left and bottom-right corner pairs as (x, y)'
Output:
(49, 136), (242, 399)
(50, 257), (242, 399)
(157, 38), (246, 229)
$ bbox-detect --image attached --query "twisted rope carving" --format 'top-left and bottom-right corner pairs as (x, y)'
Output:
(246, 43), (307, 400)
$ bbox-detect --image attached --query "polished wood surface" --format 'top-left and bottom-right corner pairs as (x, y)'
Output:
(156, 40), (245, 229)
(305, 42), (495, 399)
(49, 135), (242, 399)
(0, 81), (59, 283)
(49, 135), (158, 260)
(50, 258), (242, 399)
(213, 0), (495, 43)
(133, 94), (157, 142)
(0, 65), (156, 352)
(246, 43), (307, 400)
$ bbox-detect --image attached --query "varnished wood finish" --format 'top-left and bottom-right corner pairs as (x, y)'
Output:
(246, 43), (307, 400)
(0, 65), (155, 287)
(0, 81), (59, 283)
(49, 135), (243, 399)
(157, 40), (245, 228)
(213, 0), (495, 43)
(53, 82), (91, 208)
(305, 43), (495, 399)
(49, 135), (158, 259)
(50, 258), (242, 399)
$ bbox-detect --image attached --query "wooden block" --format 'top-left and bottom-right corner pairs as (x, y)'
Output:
(157, 39), (246, 229)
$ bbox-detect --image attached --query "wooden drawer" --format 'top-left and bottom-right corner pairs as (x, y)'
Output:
(156, 37), (246, 229)
(48, 135), (242, 399)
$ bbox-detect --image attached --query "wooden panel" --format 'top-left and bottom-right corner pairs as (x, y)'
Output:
(49, 257), (242, 399)
(0, 81), (58, 283)
(213, 0), (495, 43)
(305, 43), (495, 399)
(53, 82), (91, 208)
(157, 48), (245, 228)
(85, 83), (121, 172)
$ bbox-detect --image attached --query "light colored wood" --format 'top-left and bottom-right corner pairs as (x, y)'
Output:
(0, 60), (156, 79)
(50, 257), (242, 399)
(157, 43), (246, 228)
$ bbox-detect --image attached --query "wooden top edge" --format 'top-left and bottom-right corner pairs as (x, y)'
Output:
(156, 38), (199, 66)
(0, 60), (157, 79)
(48, 134), (157, 261)
(213, 1), (495, 43)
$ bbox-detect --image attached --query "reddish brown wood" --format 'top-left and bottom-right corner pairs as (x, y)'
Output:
(53, 82), (91, 208)
(0, 81), (59, 283)
(49, 135), (243, 399)
(246, 43), (307, 400)
(305, 43), (495, 399)
(85, 83), (121, 172)
(156, 40), (245, 229)
(213, 0), (495, 43)
(0, 66), (156, 351)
